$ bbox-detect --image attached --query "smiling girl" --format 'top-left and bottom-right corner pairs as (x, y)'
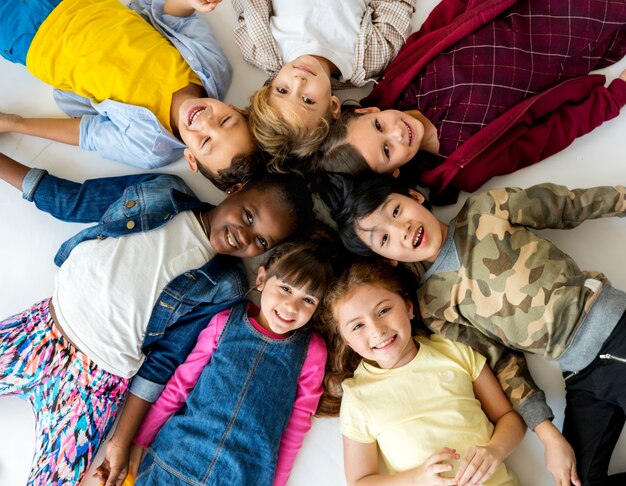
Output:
(325, 173), (626, 485)
(315, 0), (626, 203)
(106, 240), (335, 486)
(322, 258), (525, 486)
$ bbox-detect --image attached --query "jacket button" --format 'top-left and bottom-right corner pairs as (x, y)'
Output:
(126, 221), (136, 230)
(126, 200), (137, 209)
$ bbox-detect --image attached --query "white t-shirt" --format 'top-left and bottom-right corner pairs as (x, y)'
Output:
(270, 0), (369, 81)
(53, 211), (216, 378)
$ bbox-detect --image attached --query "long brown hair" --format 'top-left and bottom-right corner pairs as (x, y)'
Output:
(317, 258), (420, 416)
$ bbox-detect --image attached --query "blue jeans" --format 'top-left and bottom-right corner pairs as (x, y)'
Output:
(563, 311), (626, 485)
(0, 0), (62, 64)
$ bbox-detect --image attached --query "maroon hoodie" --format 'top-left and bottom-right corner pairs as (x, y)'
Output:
(363, 0), (626, 204)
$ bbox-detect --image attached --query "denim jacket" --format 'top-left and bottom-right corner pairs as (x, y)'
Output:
(22, 168), (248, 401)
(52, 0), (232, 168)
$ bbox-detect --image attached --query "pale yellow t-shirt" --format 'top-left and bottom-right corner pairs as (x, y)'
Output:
(26, 0), (201, 132)
(340, 335), (519, 486)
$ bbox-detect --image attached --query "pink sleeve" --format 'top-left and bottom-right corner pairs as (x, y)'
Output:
(272, 333), (327, 486)
(133, 310), (229, 447)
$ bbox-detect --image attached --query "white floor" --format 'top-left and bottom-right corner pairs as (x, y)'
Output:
(1, 1), (625, 485)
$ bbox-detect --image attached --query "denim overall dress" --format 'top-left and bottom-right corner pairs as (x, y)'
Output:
(137, 302), (311, 485)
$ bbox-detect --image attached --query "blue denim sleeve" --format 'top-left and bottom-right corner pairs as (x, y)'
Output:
(131, 269), (247, 402)
(22, 169), (169, 223)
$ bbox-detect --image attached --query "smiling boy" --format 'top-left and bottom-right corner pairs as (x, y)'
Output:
(0, 0), (258, 191)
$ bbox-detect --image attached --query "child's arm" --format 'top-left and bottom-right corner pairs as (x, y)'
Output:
(0, 152), (175, 223)
(352, 0), (416, 85)
(465, 73), (626, 199)
(163, 0), (221, 16)
(0, 152), (30, 191)
(455, 364), (526, 486)
(95, 311), (225, 486)
(231, 0), (282, 77)
(134, 316), (221, 446)
(343, 437), (458, 486)
(498, 180), (626, 230)
(272, 334), (327, 486)
(434, 320), (580, 486)
(534, 420), (581, 486)
(0, 112), (80, 146)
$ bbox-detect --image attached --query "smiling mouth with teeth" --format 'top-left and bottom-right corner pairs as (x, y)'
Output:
(404, 121), (413, 145)
(412, 226), (424, 248)
(372, 335), (396, 350)
(226, 228), (238, 248)
(274, 309), (295, 322)
(188, 107), (205, 126)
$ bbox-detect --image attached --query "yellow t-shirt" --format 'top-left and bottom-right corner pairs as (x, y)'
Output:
(340, 335), (519, 486)
(26, 0), (201, 132)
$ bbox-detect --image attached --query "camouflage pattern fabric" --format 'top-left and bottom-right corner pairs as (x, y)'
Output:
(413, 183), (626, 429)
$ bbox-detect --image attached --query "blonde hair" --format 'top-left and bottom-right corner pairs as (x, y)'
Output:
(248, 85), (333, 172)
(318, 258), (422, 416)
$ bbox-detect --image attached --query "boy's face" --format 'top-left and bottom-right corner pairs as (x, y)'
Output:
(269, 55), (340, 131)
(356, 190), (448, 263)
(346, 108), (424, 176)
(179, 98), (255, 177)
(207, 186), (296, 258)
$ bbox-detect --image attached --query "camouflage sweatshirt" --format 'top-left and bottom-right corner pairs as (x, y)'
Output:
(411, 183), (626, 430)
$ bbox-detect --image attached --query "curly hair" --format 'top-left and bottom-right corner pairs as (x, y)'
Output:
(247, 85), (333, 170)
(317, 258), (421, 416)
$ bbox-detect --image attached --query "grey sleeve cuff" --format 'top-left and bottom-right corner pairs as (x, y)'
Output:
(129, 375), (166, 403)
(517, 390), (555, 431)
(22, 168), (48, 202)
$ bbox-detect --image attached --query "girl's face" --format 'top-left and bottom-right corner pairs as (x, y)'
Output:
(207, 187), (296, 258)
(256, 267), (320, 335)
(356, 190), (448, 263)
(335, 283), (417, 369)
(345, 108), (424, 176)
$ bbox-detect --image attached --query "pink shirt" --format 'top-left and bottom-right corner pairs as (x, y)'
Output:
(134, 307), (327, 486)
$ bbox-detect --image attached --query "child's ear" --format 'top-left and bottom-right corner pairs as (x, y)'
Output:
(354, 106), (380, 115)
(255, 266), (267, 291)
(406, 300), (414, 320)
(330, 96), (341, 120)
(387, 259), (399, 267)
(407, 189), (426, 205)
(225, 182), (245, 196)
(229, 104), (249, 118)
(184, 148), (198, 173)
(391, 168), (401, 178)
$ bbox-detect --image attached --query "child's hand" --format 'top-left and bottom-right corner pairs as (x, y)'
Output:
(542, 431), (580, 486)
(93, 439), (130, 486)
(188, 0), (221, 13)
(128, 443), (146, 479)
(455, 444), (503, 486)
(410, 448), (459, 485)
(0, 112), (22, 134)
